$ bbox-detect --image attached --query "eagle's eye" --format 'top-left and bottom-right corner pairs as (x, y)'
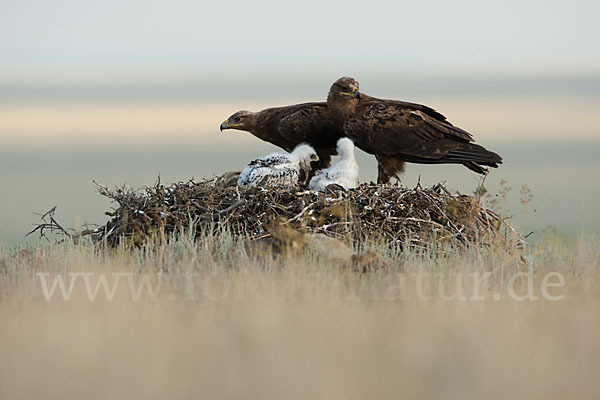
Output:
(233, 117), (240, 123)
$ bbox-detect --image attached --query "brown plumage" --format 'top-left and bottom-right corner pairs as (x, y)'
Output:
(327, 77), (503, 184)
(220, 102), (345, 169)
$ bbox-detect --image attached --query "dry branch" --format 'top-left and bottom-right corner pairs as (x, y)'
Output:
(67, 173), (518, 249)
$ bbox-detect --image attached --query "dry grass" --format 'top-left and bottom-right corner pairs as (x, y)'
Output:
(1, 233), (599, 399)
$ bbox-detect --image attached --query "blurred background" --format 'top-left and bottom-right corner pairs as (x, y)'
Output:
(1, 0), (599, 246)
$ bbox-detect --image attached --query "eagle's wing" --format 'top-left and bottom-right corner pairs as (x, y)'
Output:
(309, 165), (358, 191)
(277, 103), (331, 143)
(265, 167), (299, 185)
(311, 169), (341, 185)
(239, 152), (295, 186)
(387, 100), (454, 127)
(322, 168), (347, 181)
(239, 163), (299, 187)
(248, 153), (292, 168)
(276, 102), (341, 169)
(345, 99), (475, 159)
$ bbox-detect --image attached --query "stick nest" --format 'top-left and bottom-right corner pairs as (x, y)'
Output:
(61, 172), (516, 249)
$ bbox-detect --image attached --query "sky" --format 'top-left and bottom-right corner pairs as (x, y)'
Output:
(1, 0), (599, 82)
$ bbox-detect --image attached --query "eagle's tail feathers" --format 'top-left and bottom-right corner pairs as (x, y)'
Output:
(445, 144), (503, 166)
(462, 161), (488, 174)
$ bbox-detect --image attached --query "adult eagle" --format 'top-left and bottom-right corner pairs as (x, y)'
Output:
(327, 77), (502, 183)
(220, 102), (344, 169)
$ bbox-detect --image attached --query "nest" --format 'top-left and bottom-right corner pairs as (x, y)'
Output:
(49, 172), (515, 249)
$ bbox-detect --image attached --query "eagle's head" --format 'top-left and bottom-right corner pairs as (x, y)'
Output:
(336, 137), (355, 159)
(220, 110), (254, 132)
(291, 144), (319, 169)
(327, 77), (360, 122)
(328, 77), (360, 101)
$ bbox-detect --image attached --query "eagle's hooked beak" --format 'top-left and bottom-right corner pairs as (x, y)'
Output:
(339, 88), (360, 99)
(221, 119), (243, 132)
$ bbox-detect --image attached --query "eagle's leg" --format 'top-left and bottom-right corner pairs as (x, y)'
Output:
(376, 155), (390, 184)
(377, 164), (391, 184)
(392, 160), (406, 186)
(376, 156), (405, 185)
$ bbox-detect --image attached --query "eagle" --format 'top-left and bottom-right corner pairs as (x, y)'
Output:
(238, 143), (318, 187)
(220, 102), (345, 169)
(327, 77), (502, 183)
(309, 138), (359, 192)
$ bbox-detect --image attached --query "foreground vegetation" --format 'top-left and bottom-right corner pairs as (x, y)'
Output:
(0, 234), (598, 399)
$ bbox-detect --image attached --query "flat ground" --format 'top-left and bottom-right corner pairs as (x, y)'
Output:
(1, 235), (598, 399)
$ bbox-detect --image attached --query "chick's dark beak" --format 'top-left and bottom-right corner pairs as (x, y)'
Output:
(354, 91), (360, 99)
(220, 121), (228, 132)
